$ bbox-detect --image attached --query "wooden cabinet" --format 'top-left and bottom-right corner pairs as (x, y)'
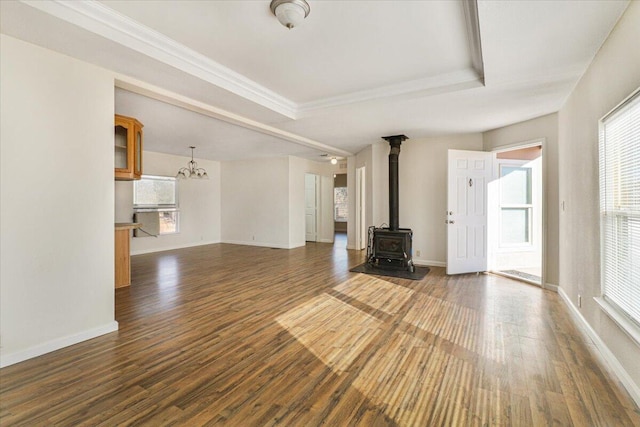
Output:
(114, 114), (143, 180)
(115, 223), (141, 288)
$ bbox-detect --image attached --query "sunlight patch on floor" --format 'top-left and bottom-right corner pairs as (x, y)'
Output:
(276, 293), (382, 374)
(403, 293), (506, 364)
(276, 275), (509, 425)
(352, 330), (481, 425)
(333, 274), (414, 315)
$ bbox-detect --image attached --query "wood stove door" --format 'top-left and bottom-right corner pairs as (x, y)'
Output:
(446, 150), (492, 274)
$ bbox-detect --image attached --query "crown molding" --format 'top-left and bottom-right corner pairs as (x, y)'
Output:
(115, 74), (354, 158)
(297, 68), (483, 115)
(463, 0), (485, 84)
(22, 0), (486, 118)
(22, 0), (298, 118)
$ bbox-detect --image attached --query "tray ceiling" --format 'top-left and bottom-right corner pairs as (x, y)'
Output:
(0, 0), (629, 161)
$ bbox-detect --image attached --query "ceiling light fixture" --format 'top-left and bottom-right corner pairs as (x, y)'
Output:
(176, 146), (209, 179)
(331, 157), (338, 165)
(270, 0), (310, 30)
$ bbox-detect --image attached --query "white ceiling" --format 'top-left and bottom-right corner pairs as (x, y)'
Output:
(0, 0), (629, 162)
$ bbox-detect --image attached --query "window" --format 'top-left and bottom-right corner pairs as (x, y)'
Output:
(599, 88), (640, 332)
(334, 187), (348, 222)
(499, 164), (532, 246)
(134, 175), (179, 234)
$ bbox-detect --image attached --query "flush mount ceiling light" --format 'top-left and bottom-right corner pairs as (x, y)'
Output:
(320, 153), (339, 164)
(176, 146), (209, 179)
(270, 0), (310, 29)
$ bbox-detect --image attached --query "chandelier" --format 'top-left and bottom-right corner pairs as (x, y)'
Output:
(176, 146), (208, 179)
(270, 0), (310, 29)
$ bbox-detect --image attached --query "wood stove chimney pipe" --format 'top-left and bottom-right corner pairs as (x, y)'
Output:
(381, 134), (408, 231)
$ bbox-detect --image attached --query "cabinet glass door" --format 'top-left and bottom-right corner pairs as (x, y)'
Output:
(115, 125), (129, 170)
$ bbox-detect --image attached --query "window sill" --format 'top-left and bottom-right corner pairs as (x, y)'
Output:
(594, 297), (640, 348)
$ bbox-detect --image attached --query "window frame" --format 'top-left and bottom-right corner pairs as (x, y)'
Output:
(334, 186), (348, 223)
(498, 161), (534, 248)
(133, 175), (180, 235)
(596, 87), (640, 346)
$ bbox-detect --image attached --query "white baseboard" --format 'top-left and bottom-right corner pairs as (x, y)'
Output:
(131, 240), (221, 255)
(413, 258), (446, 267)
(558, 287), (640, 407)
(543, 282), (559, 292)
(0, 321), (119, 368)
(318, 238), (334, 243)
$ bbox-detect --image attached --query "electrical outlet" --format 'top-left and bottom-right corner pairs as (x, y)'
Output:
(416, 250), (421, 257)
(252, 235), (255, 241)
(578, 294), (582, 308)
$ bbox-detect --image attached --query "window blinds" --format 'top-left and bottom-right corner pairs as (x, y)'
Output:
(599, 89), (640, 326)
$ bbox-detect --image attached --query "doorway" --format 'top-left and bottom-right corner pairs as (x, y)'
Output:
(488, 143), (543, 285)
(334, 173), (348, 248)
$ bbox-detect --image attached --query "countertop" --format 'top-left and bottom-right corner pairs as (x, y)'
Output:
(115, 222), (142, 230)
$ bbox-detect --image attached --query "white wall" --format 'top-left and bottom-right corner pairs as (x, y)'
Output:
(483, 113), (559, 287)
(115, 151), (221, 255)
(0, 36), (117, 367)
(350, 135), (483, 262)
(371, 142), (389, 228)
(289, 157), (307, 248)
(557, 1), (640, 400)
(370, 134), (484, 266)
(221, 157), (291, 248)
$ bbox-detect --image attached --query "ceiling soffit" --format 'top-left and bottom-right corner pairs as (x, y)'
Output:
(115, 74), (354, 158)
(22, 0), (485, 119)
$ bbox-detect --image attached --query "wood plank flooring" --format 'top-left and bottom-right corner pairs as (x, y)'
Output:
(1, 241), (639, 426)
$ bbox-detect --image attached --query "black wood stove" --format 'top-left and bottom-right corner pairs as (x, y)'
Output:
(367, 135), (415, 273)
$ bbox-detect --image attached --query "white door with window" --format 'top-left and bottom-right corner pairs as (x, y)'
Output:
(447, 150), (492, 274)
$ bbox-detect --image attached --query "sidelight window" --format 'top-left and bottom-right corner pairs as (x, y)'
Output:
(499, 164), (532, 246)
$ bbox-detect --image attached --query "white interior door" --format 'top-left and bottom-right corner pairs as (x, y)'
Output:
(355, 166), (366, 250)
(305, 173), (318, 242)
(447, 150), (492, 274)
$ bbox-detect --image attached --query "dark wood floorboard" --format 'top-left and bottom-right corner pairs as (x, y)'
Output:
(1, 242), (639, 426)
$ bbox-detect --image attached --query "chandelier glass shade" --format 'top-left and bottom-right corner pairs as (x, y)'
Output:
(176, 146), (208, 179)
(270, 0), (310, 29)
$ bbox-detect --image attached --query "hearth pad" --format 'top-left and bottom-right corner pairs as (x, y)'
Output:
(349, 263), (430, 281)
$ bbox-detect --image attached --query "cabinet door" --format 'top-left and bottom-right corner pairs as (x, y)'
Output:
(134, 125), (143, 178)
(114, 117), (132, 175)
(115, 114), (143, 180)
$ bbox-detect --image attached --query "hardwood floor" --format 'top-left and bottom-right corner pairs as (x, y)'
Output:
(1, 242), (639, 426)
